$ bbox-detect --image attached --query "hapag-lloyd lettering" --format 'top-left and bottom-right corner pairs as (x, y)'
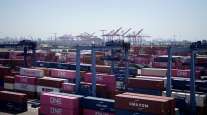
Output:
(50, 97), (62, 105)
(50, 107), (62, 114)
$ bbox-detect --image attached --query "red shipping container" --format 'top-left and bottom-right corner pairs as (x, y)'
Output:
(37, 77), (67, 88)
(50, 69), (76, 79)
(96, 65), (111, 73)
(36, 52), (47, 61)
(83, 73), (116, 91)
(15, 90), (36, 99)
(0, 91), (27, 103)
(122, 92), (175, 115)
(134, 57), (151, 65)
(152, 62), (177, 69)
(61, 83), (76, 93)
(9, 51), (24, 59)
(15, 75), (37, 85)
(136, 76), (167, 87)
(4, 76), (15, 83)
(50, 68), (85, 79)
(172, 69), (201, 79)
(0, 66), (10, 78)
(83, 109), (115, 115)
(127, 77), (164, 90)
(40, 92), (79, 109)
(115, 94), (171, 115)
(155, 50), (167, 55)
(40, 105), (78, 115)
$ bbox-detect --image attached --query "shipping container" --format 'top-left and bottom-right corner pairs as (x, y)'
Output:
(127, 77), (164, 90)
(141, 68), (167, 77)
(83, 109), (115, 115)
(115, 93), (173, 115)
(0, 91), (27, 113)
(20, 68), (44, 77)
(82, 96), (115, 112)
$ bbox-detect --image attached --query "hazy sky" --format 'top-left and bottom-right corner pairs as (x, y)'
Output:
(0, 0), (207, 41)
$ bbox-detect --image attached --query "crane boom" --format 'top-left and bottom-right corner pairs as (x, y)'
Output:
(112, 27), (122, 35)
(122, 28), (132, 36)
(135, 29), (143, 36)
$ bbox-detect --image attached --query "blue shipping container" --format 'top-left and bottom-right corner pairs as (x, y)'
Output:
(172, 78), (190, 90)
(83, 96), (115, 112)
(35, 61), (49, 68)
(79, 84), (92, 96)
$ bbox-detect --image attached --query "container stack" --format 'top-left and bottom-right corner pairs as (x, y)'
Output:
(0, 41), (206, 115)
(61, 82), (76, 93)
(83, 73), (116, 98)
(13, 68), (44, 98)
(37, 77), (67, 95)
(14, 75), (37, 98)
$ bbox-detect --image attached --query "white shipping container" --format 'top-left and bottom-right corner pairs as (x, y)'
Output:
(37, 85), (60, 94)
(141, 68), (167, 77)
(14, 83), (36, 92)
(20, 68), (44, 77)
(116, 81), (125, 89)
(4, 83), (14, 90)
